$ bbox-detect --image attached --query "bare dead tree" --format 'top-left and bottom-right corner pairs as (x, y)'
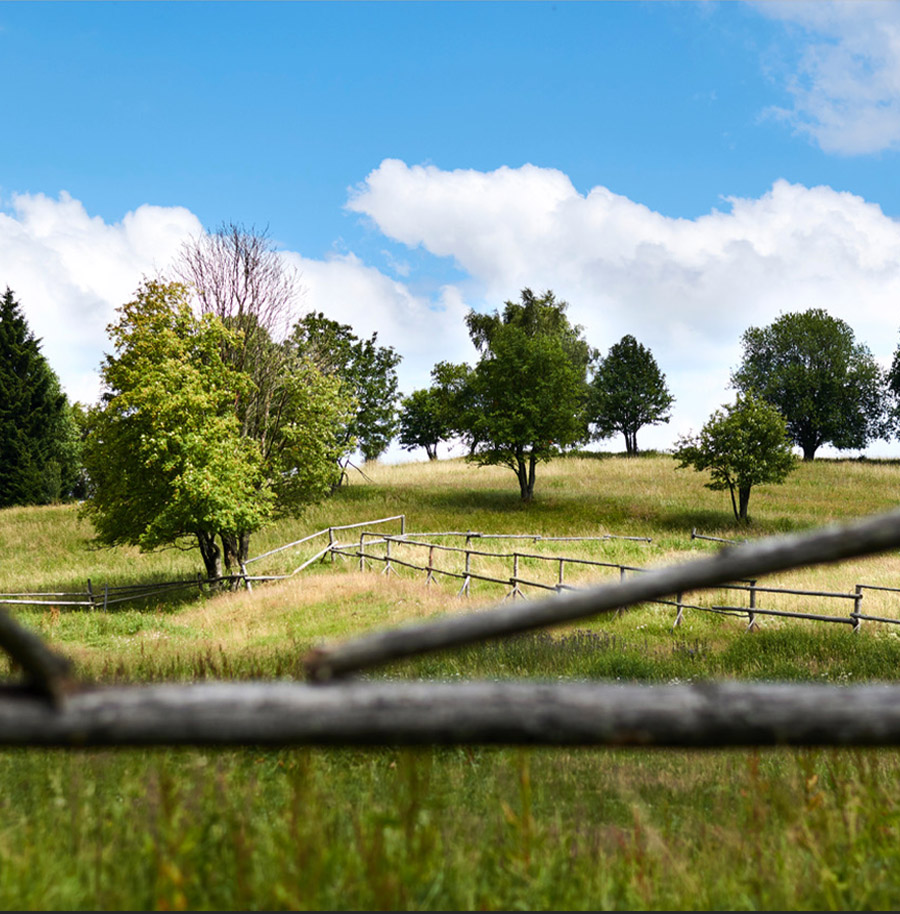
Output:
(172, 224), (306, 572)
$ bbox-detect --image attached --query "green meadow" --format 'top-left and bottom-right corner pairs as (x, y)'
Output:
(3, 454), (900, 910)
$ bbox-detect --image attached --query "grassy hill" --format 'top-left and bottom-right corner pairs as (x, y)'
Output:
(2, 454), (900, 909)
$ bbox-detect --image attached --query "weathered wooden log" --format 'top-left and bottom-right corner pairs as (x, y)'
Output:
(0, 611), (73, 704)
(2, 680), (900, 747)
(305, 508), (900, 681)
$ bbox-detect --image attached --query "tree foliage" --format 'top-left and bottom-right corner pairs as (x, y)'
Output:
(398, 389), (446, 461)
(674, 392), (796, 523)
(82, 281), (349, 580)
(732, 309), (888, 461)
(0, 288), (81, 507)
(589, 334), (674, 455)
(292, 312), (401, 465)
(454, 289), (592, 502)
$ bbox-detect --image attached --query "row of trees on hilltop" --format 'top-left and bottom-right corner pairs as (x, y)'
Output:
(398, 289), (675, 500)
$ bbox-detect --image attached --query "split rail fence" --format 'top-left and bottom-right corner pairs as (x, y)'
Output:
(341, 530), (900, 634)
(6, 512), (900, 635)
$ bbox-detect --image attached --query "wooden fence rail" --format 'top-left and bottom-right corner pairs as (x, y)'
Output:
(2, 680), (900, 747)
(305, 509), (900, 681)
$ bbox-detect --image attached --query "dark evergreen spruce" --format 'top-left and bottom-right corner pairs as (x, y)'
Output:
(0, 287), (80, 507)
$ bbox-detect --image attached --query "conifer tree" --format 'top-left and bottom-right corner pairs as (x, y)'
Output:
(0, 288), (80, 507)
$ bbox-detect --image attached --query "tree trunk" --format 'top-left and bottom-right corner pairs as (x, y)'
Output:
(799, 435), (819, 461)
(738, 485), (751, 522)
(728, 482), (739, 522)
(197, 531), (223, 583)
(516, 451), (536, 502)
(425, 443), (438, 461)
(222, 534), (239, 574)
(222, 532), (252, 588)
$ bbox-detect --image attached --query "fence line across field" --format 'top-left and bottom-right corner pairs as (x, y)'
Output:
(4, 511), (900, 636)
(341, 531), (896, 633)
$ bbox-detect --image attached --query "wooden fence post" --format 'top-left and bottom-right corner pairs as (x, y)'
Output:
(558, 558), (565, 588)
(508, 553), (522, 600)
(426, 546), (435, 586)
(400, 515), (406, 535)
(86, 579), (94, 610)
(458, 550), (471, 598)
(328, 527), (335, 564)
(747, 579), (757, 632)
(673, 591), (684, 629)
(240, 562), (253, 593)
(382, 538), (396, 576)
(103, 583), (109, 612)
(853, 585), (863, 632)
(359, 532), (366, 573)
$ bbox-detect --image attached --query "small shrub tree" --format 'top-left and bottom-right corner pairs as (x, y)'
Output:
(674, 392), (796, 523)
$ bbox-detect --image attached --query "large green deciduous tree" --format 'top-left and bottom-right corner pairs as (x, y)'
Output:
(292, 312), (401, 466)
(674, 392), (796, 523)
(0, 287), (81, 507)
(83, 281), (349, 581)
(455, 289), (592, 502)
(731, 309), (888, 461)
(173, 223), (307, 569)
(589, 334), (674, 456)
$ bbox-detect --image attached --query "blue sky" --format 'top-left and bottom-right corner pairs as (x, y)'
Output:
(4, 1), (900, 459)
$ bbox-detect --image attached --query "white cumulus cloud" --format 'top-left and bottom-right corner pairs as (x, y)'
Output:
(758, 0), (900, 155)
(0, 192), (203, 403)
(349, 159), (900, 453)
(0, 191), (472, 421)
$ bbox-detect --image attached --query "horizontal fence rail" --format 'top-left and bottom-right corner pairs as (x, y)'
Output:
(6, 514), (900, 639)
(3, 680), (900, 748)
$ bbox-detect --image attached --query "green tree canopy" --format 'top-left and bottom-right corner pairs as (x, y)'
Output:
(454, 289), (592, 502)
(0, 287), (81, 507)
(398, 388), (446, 461)
(291, 312), (401, 465)
(731, 309), (888, 461)
(82, 281), (349, 581)
(674, 392), (796, 523)
(589, 334), (674, 456)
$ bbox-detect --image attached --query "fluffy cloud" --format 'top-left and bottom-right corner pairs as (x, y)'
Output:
(7, 163), (900, 462)
(285, 250), (471, 392)
(0, 191), (472, 420)
(0, 192), (203, 403)
(759, 1), (900, 155)
(349, 159), (900, 451)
